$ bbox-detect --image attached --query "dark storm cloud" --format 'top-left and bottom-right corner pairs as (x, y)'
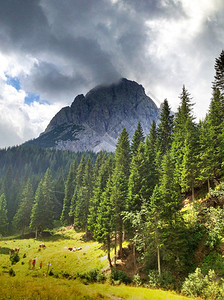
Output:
(0, 0), (223, 113)
(120, 0), (185, 19)
(21, 61), (88, 100)
(0, 0), (186, 104)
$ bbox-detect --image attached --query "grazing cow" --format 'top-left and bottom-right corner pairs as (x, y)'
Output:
(10, 248), (19, 255)
(39, 243), (46, 249)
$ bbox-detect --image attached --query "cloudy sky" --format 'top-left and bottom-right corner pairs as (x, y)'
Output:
(0, 0), (223, 148)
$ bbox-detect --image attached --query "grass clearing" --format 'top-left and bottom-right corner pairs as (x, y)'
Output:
(0, 229), (191, 299)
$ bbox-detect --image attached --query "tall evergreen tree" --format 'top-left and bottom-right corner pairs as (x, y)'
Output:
(157, 99), (174, 155)
(171, 86), (196, 190)
(111, 128), (131, 257)
(30, 169), (54, 237)
(94, 176), (114, 268)
(75, 158), (93, 231)
(0, 193), (8, 236)
(144, 120), (158, 196)
(128, 142), (149, 212)
(69, 156), (86, 224)
(131, 122), (145, 155)
(88, 154), (113, 233)
(12, 179), (34, 232)
(213, 50), (224, 95)
(60, 159), (77, 225)
(180, 119), (199, 200)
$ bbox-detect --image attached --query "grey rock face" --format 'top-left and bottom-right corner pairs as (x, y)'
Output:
(30, 78), (160, 152)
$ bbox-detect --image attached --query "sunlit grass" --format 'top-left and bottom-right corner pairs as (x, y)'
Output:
(0, 228), (192, 299)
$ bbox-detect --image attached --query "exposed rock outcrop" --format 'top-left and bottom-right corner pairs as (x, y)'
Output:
(27, 78), (160, 152)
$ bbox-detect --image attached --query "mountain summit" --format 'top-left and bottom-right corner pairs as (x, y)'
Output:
(27, 78), (160, 152)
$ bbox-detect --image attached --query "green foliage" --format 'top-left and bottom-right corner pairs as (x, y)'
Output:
(182, 268), (224, 299)
(202, 251), (224, 276)
(131, 121), (145, 155)
(8, 267), (16, 276)
(132, 273), (142, 286)
(110, 268), (131, 285)
(204, 207), (224, 249)
(60, 159), (77, 226)
(30, 169), (54, 235)
(10, 252), (20, 265)
(148, 270), (175, 289)
(77, 268), (106, 284)
(157, 99), (174, 155)
(0, 193), (8, 235)
(12, 179), (34, 231)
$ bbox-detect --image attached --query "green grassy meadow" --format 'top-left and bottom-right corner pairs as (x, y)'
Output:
(0, 229), (191, 299)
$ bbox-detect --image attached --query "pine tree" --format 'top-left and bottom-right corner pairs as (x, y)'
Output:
(157, 99), (174, 155)
(159, 152), (182, 220)
(128, 142), (149, 212)
(111, 128), (131, 258)
(144, 120), (158, 196)
(88, 154), (113, 233)
(69, 156), (86, 225)
(75, 158), (93, 231)
(213, 50), (224, 95)
(12, 179), (34, 232)
(147, 185), (163, 275)
(0, 193), (8, 236)
(171, 86), (197, 194)
(207, 88), (224, 180)
(94, 176), (114, 268)
(60, 159), (77, 225)
(131, 122), (145, 155)
(30, 169), (54, 237)
(180, 119), (199, 200)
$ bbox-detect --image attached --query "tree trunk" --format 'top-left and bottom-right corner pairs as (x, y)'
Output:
(107, 238), (113, 269)
(208, 179), (211, 195)
(157, 246), (161, 276)
(192, 185), (195, 202)
(118, 230), (123, 258)
(133, 244), (136, 271)
(35, 227), (38, 239)
(155, 228), (161, 276)
(114, 231), (117, 268)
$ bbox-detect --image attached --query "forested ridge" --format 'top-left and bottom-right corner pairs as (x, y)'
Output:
(0, 50), (224, 298)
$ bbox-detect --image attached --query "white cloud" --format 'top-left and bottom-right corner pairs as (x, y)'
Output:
(0, 77), (61, 148)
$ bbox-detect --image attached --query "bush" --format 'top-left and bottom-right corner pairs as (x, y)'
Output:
(202, 251), (224, 276)
(182, 268), (207, 298)
(132, 273), (142, 286)
(148, 270), (160, 288)
(110, 268), (131, 285)
(148, 270), (175, 289)
(10, 252), (20, 265)
(182, 268), (223, 299)
(77, 268), (105, 284)
(9, 268), (15, 277)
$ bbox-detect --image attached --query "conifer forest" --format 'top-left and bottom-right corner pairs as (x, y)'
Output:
(1, 50), (224, 298)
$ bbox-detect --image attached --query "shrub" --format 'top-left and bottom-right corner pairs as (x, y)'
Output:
(77, 268), (105, 284)
(110, 268), (131, 285)
(148, 270), (175, 289)
(148, 270), (160, 288)
(182, 268), (207, 298)
(10, 252), (20, 265)
(9, 268), (15, 276)
(132, 273), (142, 286)
(182, 268), (222, 299)
(202, 251), (224, 276)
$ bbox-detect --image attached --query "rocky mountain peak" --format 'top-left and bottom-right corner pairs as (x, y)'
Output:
(27, 78), (160, 152)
